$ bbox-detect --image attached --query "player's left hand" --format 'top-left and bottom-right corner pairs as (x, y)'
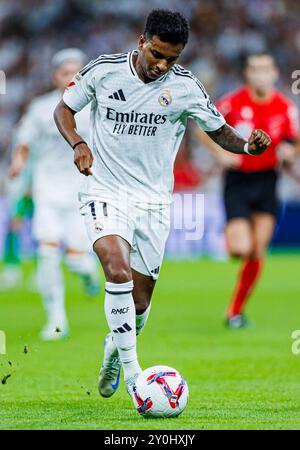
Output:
(248, 129), (271, 155)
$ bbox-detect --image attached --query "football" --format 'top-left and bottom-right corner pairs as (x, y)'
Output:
(132, 365), (189, 418)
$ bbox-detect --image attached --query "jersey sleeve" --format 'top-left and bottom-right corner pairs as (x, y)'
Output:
(62, 63), (98, 112)
(15, 100), (41, 147)
(185, 76), (226, 132)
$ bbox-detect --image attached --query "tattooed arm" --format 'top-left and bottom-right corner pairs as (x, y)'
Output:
(206, 123), (271, 155)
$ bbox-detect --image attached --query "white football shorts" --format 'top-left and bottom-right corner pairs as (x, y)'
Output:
(80, 198), (170, 279)
(33, 201), (90, 251)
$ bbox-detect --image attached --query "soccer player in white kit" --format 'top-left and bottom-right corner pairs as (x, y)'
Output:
(9, 49), (100, 340)
(54, 10), (271, 398)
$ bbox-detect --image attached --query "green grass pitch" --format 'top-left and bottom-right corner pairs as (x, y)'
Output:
(1, 255), (300, 430)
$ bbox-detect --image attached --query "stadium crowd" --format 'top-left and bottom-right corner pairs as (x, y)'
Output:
(1, 0), (300, 260)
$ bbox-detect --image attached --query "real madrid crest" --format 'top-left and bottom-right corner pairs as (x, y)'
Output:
(94, 221), (104, 232)
(158, 89), (172, 107)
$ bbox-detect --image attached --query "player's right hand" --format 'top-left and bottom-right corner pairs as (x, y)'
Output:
(74, 143), (93, 176)
(248, 129), (271, 155)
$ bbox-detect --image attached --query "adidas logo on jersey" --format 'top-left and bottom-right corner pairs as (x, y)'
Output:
(109, 89), (126, 101)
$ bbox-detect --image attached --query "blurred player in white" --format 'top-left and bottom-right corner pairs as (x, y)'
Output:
(54, 10), (270, 398)
(9, 49), (100, 340)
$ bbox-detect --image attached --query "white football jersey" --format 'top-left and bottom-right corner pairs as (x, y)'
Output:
(63, 50), (225, 206)
(16, 89), (90, 207)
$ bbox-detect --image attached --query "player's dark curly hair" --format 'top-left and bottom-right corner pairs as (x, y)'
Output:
(144, 9), (189, 47)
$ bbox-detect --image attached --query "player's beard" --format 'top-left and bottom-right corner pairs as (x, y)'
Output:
(141, 57), (160, 81)
(142, 64), (158, 81)
(145, 65), (164, 80)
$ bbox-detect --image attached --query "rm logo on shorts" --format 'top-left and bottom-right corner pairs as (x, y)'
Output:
(94, 221), (104, 232)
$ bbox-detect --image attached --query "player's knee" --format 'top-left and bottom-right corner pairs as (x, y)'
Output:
(229, 250), (251, 259)
(105, 264), (132, 284)
(40, 241), (59, 249)
(226, 220), (253, 259)
(228, 244), (252, 259)
(38, 243), (60, 259)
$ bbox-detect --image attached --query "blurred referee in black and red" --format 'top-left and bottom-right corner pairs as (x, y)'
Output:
(199, 52), (300, 328)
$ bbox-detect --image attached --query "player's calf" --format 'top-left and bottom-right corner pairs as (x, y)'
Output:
(37, 244), (68, 339)
(65, 251), (100, 296)
(226, 218), (253, 259)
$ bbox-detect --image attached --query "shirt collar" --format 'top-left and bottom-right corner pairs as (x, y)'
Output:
(128, 49), (169, 84)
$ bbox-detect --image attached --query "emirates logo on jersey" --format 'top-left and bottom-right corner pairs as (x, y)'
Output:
(158, 89), (172, 107)
(106, 107), (167, 137)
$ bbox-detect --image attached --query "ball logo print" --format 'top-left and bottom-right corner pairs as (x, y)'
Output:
(133, 387), (153, 414)
(132, 365), (189, 418)
(147, 370), (186, 409)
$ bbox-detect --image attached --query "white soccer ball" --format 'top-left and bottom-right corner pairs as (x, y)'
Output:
(132, 365), (189, 418)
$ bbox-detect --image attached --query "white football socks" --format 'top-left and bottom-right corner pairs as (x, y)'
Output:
(104, 280), (141, 380)
(37, 245), (67, 328)
(136, 303), (151, 336)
